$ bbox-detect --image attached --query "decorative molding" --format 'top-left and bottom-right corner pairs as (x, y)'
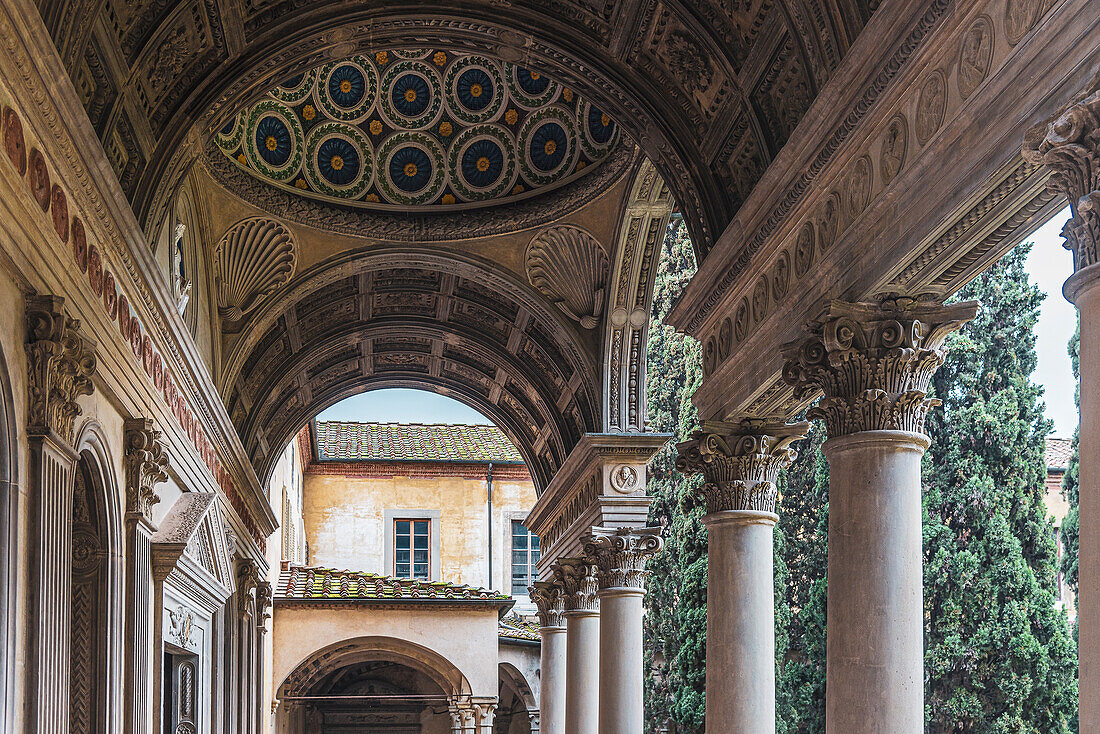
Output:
(25, 295), (97, 445)
(214, 217), (297, 325)
(676, 419), (809, 515)
(124, 418), (170, 521)
(781, 295), (977, 437)
(582, 526), (662, 591)
(1023, 86), (1100, 273)
(552, 558), (599, 612)
(525, 225), (609, 329)
(529, 581), (566, 628)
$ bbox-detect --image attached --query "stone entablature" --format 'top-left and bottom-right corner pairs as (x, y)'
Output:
(676, 419), (809, 515)
(781, 296), (977, 437)
(524, 433), (668, 576)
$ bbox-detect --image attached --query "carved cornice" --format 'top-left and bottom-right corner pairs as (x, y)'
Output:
(1023, 86), (1100, 274)
(529, 581), (566, 628)
(582, 526), (663, 591)
(123, 418), (170, 520)
(25, 295), (96, 445)
(676, 419), (809, 515)
(781, 295), (977, 437)
(552, 558), (599, 612)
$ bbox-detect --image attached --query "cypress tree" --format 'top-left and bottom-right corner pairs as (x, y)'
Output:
(1061, 324), (1079, 596)
(644, 218), (707, 732)
(922, 241), (1078, 733)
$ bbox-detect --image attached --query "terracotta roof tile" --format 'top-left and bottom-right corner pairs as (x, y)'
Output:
(1046, 437), (1074, 471)
(499, 617), (541, 642)
(277, 563), (511, 603)
(313, 421), (524, 463)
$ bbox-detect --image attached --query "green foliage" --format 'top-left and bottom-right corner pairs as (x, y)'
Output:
(775, 423), (829, 733)
(643, 218), (707, 732)
(922, 242), (1078, 733)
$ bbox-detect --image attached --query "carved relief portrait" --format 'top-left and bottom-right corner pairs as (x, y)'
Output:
(718, 317), (733, 360)
(734, 297), (749, 342)
(818, 193), (840, 251)
(751, 275), (769, 323)
(915, 71), (946, 146)
(957, 17), (994, 99)
(772, 249), (791, 299)
(879, 115), (908, 184)
(843, 156), (872, 222)
(1005, 0), (1041, 45)
(794, 222), (816, 278)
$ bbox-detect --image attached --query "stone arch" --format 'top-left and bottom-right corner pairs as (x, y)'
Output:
(70, 420), (125, 733)
(0, 338), (16, 732)
(221, 247), (601, 490)
(279, 635), (473, 700)
(498, 661), (537, 711)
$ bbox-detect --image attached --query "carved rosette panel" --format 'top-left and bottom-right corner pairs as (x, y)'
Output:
(25, 296), (97, 445)
(552, 559), (600, 611)
(582, 527), (663, 591)
(526, 225), (609, 329)
(123, 418), (170, 519)
(676, 419), (809, 515)
(215, 217), (297, 325)
(529, 581), (566, 628)
(1023, 88), (1100, 273)
(781, 296), (978, 437)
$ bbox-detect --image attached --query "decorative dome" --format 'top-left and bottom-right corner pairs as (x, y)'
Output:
(214, 49), (622, 210)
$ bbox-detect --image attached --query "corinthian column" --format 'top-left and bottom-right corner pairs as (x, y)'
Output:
(530, 581), (567, 734)
(123, 418), (169, 734)
(24, 295), (96, 734)
(1025, 87), (1100, 731)
(676, 419), (808, 734)
(583, 527), (662, 734)
(553, 559), (600, 734)
(782, 295), (976, 734)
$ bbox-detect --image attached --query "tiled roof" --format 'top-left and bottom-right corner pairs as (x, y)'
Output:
(1047, 437), (1074, 471)
(499, 617), (541, 642)
(313, 421), (524, 464)
(276, 563), (512, 604)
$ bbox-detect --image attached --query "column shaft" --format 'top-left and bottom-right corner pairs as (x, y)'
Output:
(704, 511), (777, 734)
(539, 626), (567, 734)
(1073, 269), (1100, 731)
(564, 611), (600, 734)
(123, 516), (156, 734)
(596, 589), (644, 734)
(823, 431), (927, 734)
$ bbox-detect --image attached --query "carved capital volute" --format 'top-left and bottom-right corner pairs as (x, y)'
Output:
(676, 419), (809, 514)
(124, 418), (170, 521)
(25, 296), (96, 445)
(781, 295), (977, 437)
(236, 557), (262, 618)
(1024, 87), (1100, 273)
(529, 580), (566, 628)
(256, 581), (273, 631)
(552, 558), (600, 612)
(582, 526), (663, 591)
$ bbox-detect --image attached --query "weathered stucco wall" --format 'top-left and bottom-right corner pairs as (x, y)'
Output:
(302, 468), (536, 593)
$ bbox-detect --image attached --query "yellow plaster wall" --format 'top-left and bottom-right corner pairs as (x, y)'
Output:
(303, 470), (537, 591)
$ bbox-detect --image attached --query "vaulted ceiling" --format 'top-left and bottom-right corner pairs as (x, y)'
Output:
(39, 0), (877, 256)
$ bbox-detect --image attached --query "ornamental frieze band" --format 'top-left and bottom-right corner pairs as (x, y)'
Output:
(781, 295), (978, 438)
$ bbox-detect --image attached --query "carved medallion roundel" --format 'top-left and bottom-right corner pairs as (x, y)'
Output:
(958, 17), (994, 100)
(51, 185), (69, 242)
(2, 107), (25, 175)
(880, 115), (908, 185)
(915, 71), (947, 145)
(28, 148), (51, 212)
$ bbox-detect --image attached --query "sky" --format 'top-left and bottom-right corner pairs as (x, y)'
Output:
(317, 207), (1080, 437)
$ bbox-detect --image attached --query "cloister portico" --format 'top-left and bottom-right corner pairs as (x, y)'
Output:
(0, 0), (1093, 732)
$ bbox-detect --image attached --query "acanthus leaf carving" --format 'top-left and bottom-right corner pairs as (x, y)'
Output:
(675, 419), (809, 515)
(582, 526), (662, 591)
(529, 580), (566, 628)
(25, 296), (97, 445)
(551, 558), (599, 611)
(124, 417), (170, 520)
(526, 225), (609, 329)
(780, 295), (977, 437)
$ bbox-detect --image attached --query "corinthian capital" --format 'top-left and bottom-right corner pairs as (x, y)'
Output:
(552, 559), (599, 612)
(781, 295), (977, 438)
(676, 419), (809, 515)
(582, 526), (663, 591)
(529, 580), (566, 627)
(25, 296), (96, 445)
(124, 418), (169, 520)
(1024, 87), (1100, 273)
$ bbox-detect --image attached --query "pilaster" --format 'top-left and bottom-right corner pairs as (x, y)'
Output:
(24, 295), (96, 734)
(122, 418), (169, 734)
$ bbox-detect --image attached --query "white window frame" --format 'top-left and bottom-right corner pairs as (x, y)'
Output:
(383, 509), (441, 581)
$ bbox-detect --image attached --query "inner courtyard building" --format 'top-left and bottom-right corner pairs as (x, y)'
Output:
(0, 0), (1095, 732)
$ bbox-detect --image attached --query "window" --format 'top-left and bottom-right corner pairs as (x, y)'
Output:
(394, 519), (431, 580)
(511, 521), (540, 596)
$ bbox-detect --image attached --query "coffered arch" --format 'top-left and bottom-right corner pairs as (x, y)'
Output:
(223, 248), (601, 490)
(41, 0), (878, 258)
